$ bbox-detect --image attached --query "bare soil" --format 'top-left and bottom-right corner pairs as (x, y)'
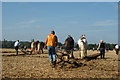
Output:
(1, 48), (119, 78)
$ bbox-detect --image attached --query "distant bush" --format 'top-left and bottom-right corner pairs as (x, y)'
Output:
(1, 39), (31, 48)
(0, 39), (117, 50)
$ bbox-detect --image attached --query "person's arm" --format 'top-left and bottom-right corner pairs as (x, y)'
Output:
(18, 42), (20, 46)
(104, 43), (106, 50)
(55, 36), (58, 43)
(45, 36), (48, 46)
(97, 43), (101, 50)
(54, 36), (58, 47)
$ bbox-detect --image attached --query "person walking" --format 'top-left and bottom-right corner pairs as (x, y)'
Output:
(97, 40), (105, 59)
(45, 31), (58, 67)
(14, 40), (20, 55)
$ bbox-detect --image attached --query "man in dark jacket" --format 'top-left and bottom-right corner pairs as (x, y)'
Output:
(97, 40), (105, 59)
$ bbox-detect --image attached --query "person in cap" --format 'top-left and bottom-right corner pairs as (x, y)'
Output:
(45, 31), (58, 67)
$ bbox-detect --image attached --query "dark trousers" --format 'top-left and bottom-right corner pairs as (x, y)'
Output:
(100, 48), (105, 59)
(15, 46), (19, 55)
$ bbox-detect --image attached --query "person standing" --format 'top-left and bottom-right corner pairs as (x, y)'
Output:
(14, 40), (20, 55)
(115, 44), (119, 55)
(97, 40), (105, 59)
(45, 31), (58, 67)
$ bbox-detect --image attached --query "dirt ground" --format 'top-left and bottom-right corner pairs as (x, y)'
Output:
(1, 48), (119, 78)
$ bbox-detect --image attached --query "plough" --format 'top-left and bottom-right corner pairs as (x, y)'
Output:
(56, 49), (101, 65)
(20, 47), (101, 67)
(56, 49), (74, 64)
(20, 48), (41, 55)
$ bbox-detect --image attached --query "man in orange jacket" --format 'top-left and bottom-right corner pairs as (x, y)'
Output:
(45, 31), (58, 67)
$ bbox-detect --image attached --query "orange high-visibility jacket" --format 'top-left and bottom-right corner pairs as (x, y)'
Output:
(46, 34), (58, 47)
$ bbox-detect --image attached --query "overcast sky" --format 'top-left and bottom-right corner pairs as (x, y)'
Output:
(2, 2), (118, 44)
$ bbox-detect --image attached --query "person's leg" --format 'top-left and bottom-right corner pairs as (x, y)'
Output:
(15, 46), (18, 55)
(100, 50), (102, 59)
(101, 51), (104, 59)
(100, 48), (104, 59)
(51, 46), (56, 65)
(102, 49), (105, 59)
(47, 46), (53, 63)
(16, 49), (18, 55)
(102, 52), (105, 59)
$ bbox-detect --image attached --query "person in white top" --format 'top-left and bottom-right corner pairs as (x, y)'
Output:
(78, 35), (88, 59)
(115, 44), (119, 55)
(14, 40), (20, 55)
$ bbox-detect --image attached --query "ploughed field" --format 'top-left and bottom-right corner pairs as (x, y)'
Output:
(1, 48), (119, 78)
